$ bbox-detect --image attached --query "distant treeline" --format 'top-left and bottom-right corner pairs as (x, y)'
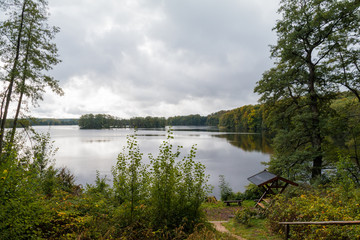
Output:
(6, 105), (267, 132)
(5, 118), (79, 128)
(78, 105), (266, 132)
(218, 104), (265, 132)
(78, 114), (210, 129)
(78, 114), (167, 129)
(167, 115), (207, 126)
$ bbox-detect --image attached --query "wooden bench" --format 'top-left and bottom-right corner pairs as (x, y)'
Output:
(278, 221), (360, 239)
(223, 200), (242, 206)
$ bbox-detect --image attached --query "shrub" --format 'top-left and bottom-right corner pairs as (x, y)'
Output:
(148, 130), (210, 233)
(112, 133), (149, 225)
(267, 186), (360, 239)
(218, 175), (234, 201)
(0, 129), (210, 239)
(111, 130), (210, 235)
(235, 206), (259, 226)
(241, 183), (263, 200)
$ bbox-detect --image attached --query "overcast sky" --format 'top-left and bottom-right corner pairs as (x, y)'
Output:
(31, 0), (280, 118)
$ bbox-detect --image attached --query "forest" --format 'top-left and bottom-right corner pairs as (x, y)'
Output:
(5, 118), (78, 127)
(0, 0), (359, 239)
(77, 109), (262, 130)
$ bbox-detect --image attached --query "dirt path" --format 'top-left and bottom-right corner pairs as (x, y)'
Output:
(210, 221), (246, 240)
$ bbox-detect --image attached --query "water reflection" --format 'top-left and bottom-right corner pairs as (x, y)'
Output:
(33, 126), (272, 198)
(82, 139), (112, 143)
(213, 133), (273, 154)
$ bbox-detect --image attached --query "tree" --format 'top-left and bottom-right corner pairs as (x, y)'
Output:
(149, 130), (208, 231)
(218, 175), (233, 201)
(0, 0), (62, 154)
(218, 104), (264, 132)
(112, 134), (149, 225)
(255, 0), (360, 180)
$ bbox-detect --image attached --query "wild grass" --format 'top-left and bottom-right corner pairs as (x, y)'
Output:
(223, 218), (282, 240)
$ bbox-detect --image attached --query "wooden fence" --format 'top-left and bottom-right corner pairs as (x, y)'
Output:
(278, 221), (360, 240)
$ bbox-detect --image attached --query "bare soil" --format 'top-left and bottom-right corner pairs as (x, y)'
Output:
(204, 205), (241, 221)
(209, 221), (246, 240)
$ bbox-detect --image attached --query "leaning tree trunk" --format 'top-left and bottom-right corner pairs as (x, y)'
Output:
(0, 0), (28, 155)
(9, 21), (33, 147)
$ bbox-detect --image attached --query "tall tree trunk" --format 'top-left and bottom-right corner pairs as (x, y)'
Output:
(307, 57), (323, 179)
(9, 21), (33, 147)
(9, 51), (29, 146)
(0, 87), (10, 120)
(0, 0), (28, 155)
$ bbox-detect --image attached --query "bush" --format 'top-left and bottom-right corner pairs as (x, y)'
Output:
(218, 175), (233, 201)
(0, 129), (210, 239)
(112, 130), (210, 236)
(267, 186), (360, 239)
(234, 206), (264, 227)
(241, 183), (263, 200)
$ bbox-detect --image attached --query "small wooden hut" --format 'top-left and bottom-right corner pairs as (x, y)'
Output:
(247, 170), (298, 209)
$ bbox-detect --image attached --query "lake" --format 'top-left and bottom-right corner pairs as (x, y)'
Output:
(34, 125), (272, 198)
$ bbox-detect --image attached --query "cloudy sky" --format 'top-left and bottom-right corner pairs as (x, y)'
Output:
(32, 0), (280, 118)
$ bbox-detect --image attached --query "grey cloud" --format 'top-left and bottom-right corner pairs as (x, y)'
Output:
(33, 0), (280, 118)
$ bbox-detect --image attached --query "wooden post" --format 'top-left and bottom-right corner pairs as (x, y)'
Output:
(284, 224), (290, 240)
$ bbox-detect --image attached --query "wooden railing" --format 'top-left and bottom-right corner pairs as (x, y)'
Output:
(278, 221), (360, 239)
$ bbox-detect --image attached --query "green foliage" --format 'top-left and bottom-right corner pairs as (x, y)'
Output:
(129, 116), (166, 128)
(0, 134), (50, 239)
(206, 110), (228, 126)
(218, 104), (264, 132)
(56, 167), (78, 194)
(79, 112), (236, 129)
(112, 133), (149, 225)
(324, 153), (360, 189)
(0, 0), (63, 152)
(261, 93), (360, 183)
(234, 206), (258, 226)
(148, 130), (209, 233)
(267, 186), (360, 239)
(4, 118), (78, 128)
(223, 218), (282, 240)
(255, 0), (360, 180)
(218, 178), (263, 202)
(187, 223), (239, 240)
(30, 118), (79, 126)
(240, 184), (264, 201)
(167, 114), (207, 126)
(79, 113), (122, 129)
(79, 113), (167, 129)
(0, 126), (211, 239)
(30, 131), (57, 176)
(326, 97), (360, 174)
(86, 170), (111, 198)
(218, 175), (233, 201)
(41, 166), (58, 196)
(334, 154), (360, 187)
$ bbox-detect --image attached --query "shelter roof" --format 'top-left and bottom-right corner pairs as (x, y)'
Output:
(247, 170), (298, 187)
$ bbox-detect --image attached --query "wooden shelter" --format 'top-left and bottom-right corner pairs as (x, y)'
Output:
(247, 170), (298, 209)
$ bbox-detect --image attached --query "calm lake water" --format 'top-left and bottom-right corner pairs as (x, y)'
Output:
(34, 125), (272, 198)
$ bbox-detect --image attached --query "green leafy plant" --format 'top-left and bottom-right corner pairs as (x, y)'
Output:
(267, 186), (360, 239)
(235, 206), (258, 226)
(112, 133), (149, 225)
(218, 174), (234, 201)
(149, 129), (209, 233)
